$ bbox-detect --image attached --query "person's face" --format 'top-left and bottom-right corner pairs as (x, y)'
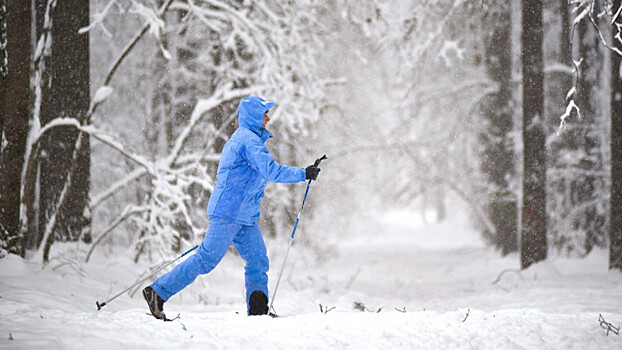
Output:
(263, 112), (271, 128)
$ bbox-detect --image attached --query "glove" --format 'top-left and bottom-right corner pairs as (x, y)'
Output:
(305, 165), (321, 180)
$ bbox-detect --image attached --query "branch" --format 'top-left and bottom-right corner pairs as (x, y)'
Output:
(90, 168), (148, 210)
(492, 269), (521, 285)
(78, 0), (117, 37)
(599, 314), (620, 336)
(461, 308), (470, 323)
(345, 267), (361, 290)
(399, 0), (468, 100)
(167, 84), (258, 166)
(319, 304), (336, 315)
(35, 131), (87, 263)
(586, 7), (622, 56)
(444, 178), (497, 237)
(103, 0), (175, 87)
(85, 206), (151, 263)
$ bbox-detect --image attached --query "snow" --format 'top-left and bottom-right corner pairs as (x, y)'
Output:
(1, 208), (621, 349)
(92, 86), (114, 105)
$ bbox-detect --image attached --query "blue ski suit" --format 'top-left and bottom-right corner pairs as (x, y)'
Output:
(151, 96), (306, 313)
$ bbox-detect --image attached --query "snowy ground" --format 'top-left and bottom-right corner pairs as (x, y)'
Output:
(1, 209), (621, 349)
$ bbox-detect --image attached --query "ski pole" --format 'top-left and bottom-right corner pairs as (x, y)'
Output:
(96, 244), (199, 310)
(268, 155), (327, 314)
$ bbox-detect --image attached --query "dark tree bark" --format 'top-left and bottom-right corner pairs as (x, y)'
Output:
(0, 0), (4, 146)
(35, 0), (90, 254)
(610, 0), (622, 271)
(480, 4), (517, 255)
(0, 0), (30, 257)
(521, 0), (547, 269)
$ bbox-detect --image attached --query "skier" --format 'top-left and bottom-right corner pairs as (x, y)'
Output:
(142, 96), (321, 319)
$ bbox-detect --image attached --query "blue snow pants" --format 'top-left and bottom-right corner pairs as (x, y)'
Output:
(151, 217), (269, 313)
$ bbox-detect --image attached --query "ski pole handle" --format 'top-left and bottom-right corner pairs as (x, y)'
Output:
(314, 155), (327, 167)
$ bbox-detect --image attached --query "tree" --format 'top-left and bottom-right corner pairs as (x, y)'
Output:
(547, 0), (585, 255)
(521, 0), (547, 269)
(33, 0), (91, 259)
(0, 0), (29, 257)
(610, 0), (622, 271)
(574, 0), (607, 254)
(0, 0), (4, 140)
(480, 3), (518, 255)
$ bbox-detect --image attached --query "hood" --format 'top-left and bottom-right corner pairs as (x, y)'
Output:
(237, 96), (275, 136)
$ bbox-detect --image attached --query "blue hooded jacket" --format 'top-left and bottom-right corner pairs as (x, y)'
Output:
(207, 96), (306, 225)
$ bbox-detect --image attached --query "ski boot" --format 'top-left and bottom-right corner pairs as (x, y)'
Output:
(249, 291), (278, 317)
(142, 286), (166, 320)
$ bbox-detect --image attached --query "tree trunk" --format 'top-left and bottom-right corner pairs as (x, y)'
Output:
(610, 0), (622, 271)
(546, 0), (578, 254)
(481, 5), (517, 255)
(36, 0), (90, 255)
(520, 0), (547, 269)
(0, 0), (29, 257)
(0, 0), (4, 147)
(575, 3), (606, 254)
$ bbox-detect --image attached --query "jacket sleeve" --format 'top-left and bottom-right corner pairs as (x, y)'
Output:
(244, 139), (306, 183)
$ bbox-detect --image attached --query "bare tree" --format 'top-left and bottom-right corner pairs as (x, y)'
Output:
(521, 0), (548, 269)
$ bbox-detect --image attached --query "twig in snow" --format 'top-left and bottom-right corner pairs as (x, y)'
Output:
(353, 301), (366, 312)
(462, 308), (470, 323)
(395, 307), (407, 313)
(353, 301), (382, 313)
(599, 314), (620, 336)
(492, 269), (522, 285)
(319, 304), (336, 315)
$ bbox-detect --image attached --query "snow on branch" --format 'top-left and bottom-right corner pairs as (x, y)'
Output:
(129, 1), (165, 39)
(558, 100), (581, 135)
(90, 168), (147, 210)
(29, 118), (156, 175)
(570, 1), (622, 56)
(85, 205), (151, 263)
(78, 0), (117, 37)
(167, 84), (258, 166)
(103, 0), (175, 86)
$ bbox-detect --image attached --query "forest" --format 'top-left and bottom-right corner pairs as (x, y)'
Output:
(1, 0), (622, 348)
(2, 0), (621, 269)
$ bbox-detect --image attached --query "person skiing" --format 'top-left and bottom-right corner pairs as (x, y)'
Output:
(142, 96), (321, 319)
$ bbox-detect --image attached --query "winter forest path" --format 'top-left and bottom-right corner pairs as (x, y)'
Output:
(0, 209), (621, 349)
